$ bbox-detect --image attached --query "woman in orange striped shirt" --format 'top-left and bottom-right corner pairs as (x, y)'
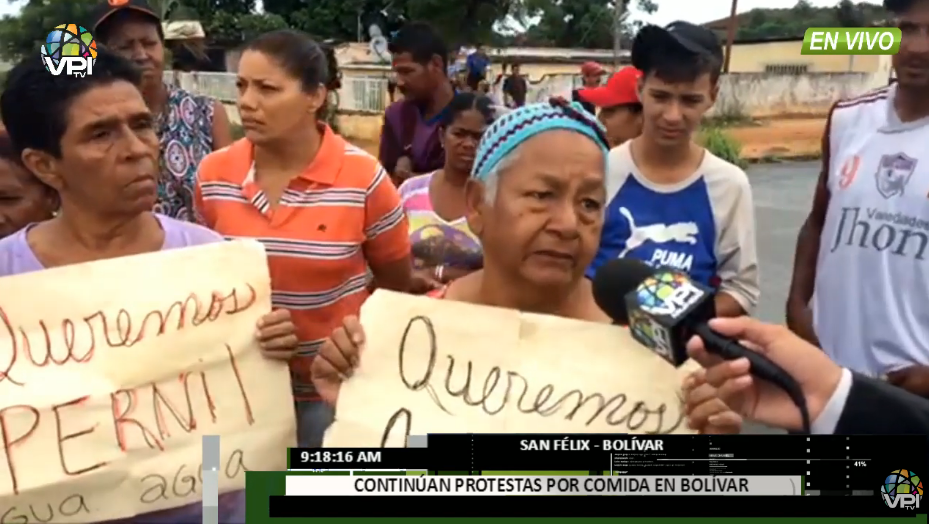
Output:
(196, 30), (412, 448)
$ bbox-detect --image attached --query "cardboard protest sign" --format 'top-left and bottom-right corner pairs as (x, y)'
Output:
(0, 239), (295, 522)
(326, 290), (697, 447)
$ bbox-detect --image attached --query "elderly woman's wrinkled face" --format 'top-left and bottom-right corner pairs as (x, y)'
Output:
(468, 129), (606, 287)
(102, 15), (165, 85)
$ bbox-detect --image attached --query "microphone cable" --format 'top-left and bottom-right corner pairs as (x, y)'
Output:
(695, 324), (812, 435)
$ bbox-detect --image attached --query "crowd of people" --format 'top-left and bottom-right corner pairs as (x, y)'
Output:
(0, 0), (927, 520)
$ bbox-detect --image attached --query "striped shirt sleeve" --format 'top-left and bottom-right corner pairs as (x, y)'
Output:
(362, 163), (410, 264)
(194, 156), (218, 229)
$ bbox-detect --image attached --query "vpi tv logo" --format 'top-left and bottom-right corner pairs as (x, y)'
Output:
(635, 271), (705, 319)
(881, 469), (923, 510)
(41, 24), (97, 77)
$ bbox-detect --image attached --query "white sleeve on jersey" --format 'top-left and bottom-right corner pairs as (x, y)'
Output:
(704, 154), (760, 313)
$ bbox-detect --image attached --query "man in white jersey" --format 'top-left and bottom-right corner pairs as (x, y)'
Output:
(787, 0), (929, 395)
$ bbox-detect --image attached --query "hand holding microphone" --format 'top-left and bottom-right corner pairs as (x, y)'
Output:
(685, 316), (844, 432)
(592, 258), (818, 433)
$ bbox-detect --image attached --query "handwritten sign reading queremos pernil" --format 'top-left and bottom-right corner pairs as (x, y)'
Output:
(325, 291), (697, 447)
(0, 240), (295, 522)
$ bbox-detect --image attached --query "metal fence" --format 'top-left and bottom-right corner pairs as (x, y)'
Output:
(164, 70), (390, 113)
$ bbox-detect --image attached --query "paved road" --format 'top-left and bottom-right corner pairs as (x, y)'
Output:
(740, 161), (820, 434)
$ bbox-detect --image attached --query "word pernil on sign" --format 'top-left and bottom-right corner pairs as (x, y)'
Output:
(801, 27), (903, 55)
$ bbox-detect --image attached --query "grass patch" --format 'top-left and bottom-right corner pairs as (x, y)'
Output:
(699, 126), (747, 169)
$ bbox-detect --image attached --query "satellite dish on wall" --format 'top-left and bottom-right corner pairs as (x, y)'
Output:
(370, 36), (390, 63)
(368, 24), (390, 63)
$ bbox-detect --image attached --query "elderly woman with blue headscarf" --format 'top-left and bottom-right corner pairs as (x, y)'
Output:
(309, 99), (742, 434)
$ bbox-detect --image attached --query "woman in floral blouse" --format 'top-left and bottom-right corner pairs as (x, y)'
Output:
(91, 0), (234, 223)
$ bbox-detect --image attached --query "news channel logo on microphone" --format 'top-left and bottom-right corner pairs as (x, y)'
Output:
(624, 269), (709, 364)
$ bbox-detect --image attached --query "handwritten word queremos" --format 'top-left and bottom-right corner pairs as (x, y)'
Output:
(0, 285), (256, 387)
(381, 315), (684, 445)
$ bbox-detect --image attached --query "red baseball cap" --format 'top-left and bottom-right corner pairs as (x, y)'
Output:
(580, 61), (606, 76)
(577, 66), (643, 108)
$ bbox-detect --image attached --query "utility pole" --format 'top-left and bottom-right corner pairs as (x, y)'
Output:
(723, 0), (738, 73)
(613, 0), (626, 67)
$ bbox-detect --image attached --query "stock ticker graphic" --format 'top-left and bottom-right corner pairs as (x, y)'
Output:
(881, 469), (923, 509)
(276, 435), (929, 517)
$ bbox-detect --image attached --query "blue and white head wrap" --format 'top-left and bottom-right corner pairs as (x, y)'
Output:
(471, 98), (610, 182)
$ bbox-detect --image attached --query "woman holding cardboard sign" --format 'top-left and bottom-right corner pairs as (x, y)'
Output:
(0, 49), (298, 524)
(311, 100), (742, 435)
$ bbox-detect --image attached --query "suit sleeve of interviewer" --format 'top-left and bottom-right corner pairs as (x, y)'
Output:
(324, 291), (700, 448)
(0, 240), (296, 522)
(802, 27), (903, 55)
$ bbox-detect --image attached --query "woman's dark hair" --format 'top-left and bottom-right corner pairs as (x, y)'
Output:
(441, 92), (495, 128)
(0, 132), (19, 164)
(96, 10), (164, 44)
(642, 45), (722, 84)
(321, 44), (342, 91)
(244, 30), (330, 93)
(0, 129), (57, 199)
(0, 49), (142, 158)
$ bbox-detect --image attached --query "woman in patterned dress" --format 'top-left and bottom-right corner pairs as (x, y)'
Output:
(397, 92), (494, 290)
(90, 0), (234, 223)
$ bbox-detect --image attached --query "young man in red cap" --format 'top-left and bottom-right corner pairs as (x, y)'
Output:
(577, 66), (644, 147)
(572, 61), (606, 114)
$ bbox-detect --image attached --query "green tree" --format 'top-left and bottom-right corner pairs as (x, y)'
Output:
(835, 0), (865, 27)
(0, 0), (282, 61)
(792, 0), (815, 20)
(735, 1), (886, 40)
(403, 0), (524, 46)
(0, 0), (98, 61)
(266, 0), (523, 46)
(206, 11), (289, 45)
(286, 0), (370, 42)
(521, 0), (657, 50)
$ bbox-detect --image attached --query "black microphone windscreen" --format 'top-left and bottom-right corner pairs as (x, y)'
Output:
(592, 258), (656, 325)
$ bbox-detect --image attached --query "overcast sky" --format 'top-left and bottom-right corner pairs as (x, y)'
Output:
(0, 0), (884, 29)
(635, 0), (882, 26)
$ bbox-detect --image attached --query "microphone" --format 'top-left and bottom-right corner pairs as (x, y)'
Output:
(592, 259), (812, 434)
(591, 258), (656, 326)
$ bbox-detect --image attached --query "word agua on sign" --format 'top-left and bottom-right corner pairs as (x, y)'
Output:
(378, 316), (685, 447)
(518, 437), (665, 451)
(0, 450), (252, 523)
